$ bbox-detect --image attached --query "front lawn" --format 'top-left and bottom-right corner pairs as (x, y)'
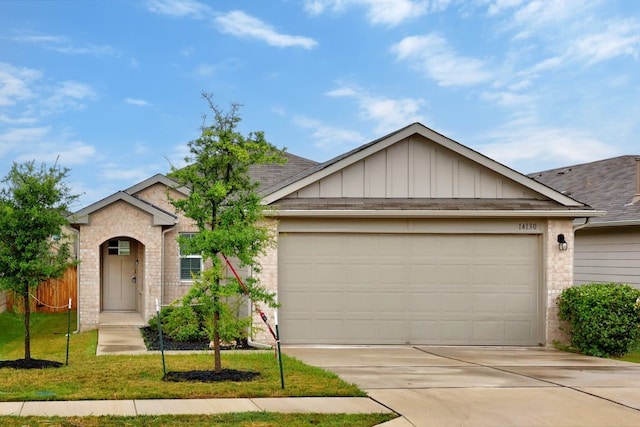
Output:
(0, 413), (396, 427)
(0, 312), (363, 401)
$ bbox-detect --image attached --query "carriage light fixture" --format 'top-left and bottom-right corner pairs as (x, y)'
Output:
(557, 234), (568, 251)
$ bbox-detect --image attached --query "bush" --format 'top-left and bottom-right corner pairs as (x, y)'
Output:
(558, 283), (640, 357)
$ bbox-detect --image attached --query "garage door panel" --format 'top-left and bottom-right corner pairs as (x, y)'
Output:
(278, 233), (540, 345)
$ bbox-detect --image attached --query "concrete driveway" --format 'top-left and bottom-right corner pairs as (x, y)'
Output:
(283, 346), (640, 426)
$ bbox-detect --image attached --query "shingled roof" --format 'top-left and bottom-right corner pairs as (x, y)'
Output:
(529, 155), (640, 226)
(251, 151), (318, 193)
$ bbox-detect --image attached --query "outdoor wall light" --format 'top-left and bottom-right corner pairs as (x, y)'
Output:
(557, 234), (568, 251)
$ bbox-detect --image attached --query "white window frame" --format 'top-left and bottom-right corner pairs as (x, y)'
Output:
(179, 233), (202, 281)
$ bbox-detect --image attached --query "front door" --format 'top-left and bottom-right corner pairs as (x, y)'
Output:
(102, 239), (137, 311)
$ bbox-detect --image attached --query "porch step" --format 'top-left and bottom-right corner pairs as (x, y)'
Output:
(96, 326), (147, 356)
(98, 311), (145, 327)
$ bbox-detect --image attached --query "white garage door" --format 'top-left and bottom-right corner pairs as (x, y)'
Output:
(278, 233), (541, 345)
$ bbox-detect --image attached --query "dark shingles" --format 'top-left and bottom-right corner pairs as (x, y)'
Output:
(529, 155), (640, 224)
(250, 151), (318, 192)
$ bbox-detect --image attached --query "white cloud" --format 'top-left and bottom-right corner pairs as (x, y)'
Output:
(0, 63), (41, 107)
(214, 10), (318, 49)
(0, 126), (97, 166)
(100, 162), (160, 181)
(145, 0), (211, 18)
(570, 20), (640, 65)
(478, 122), (618, 170)
(294, 116), (366, 150)
(304, 0), (442, 27)
(125, 97), (151, 107)
(40, 81), (97, 114)
(16, 141), (97, 166)
(12, 34), (119, 56)
(327, 85), (426, 134)
(391, 34), (492, 86)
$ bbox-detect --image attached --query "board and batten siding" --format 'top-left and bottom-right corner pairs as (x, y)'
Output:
(289, 135), (542, 200)
(574, 228), (640, 287)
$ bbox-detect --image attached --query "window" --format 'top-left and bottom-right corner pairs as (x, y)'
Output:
(108, 240), (130, 256)
(179, 233), (202, 280)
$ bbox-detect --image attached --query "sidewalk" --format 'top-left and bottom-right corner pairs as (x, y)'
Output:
(0, 397), (393, 417)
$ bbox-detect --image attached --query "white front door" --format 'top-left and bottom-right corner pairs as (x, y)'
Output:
(102, 239), (137, 311)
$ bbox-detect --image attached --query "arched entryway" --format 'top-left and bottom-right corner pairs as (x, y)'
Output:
(100, 237), (144, 312)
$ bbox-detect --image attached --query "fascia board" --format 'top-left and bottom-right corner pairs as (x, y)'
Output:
(125, 174), (190, 197)
(265, 209), (605, 219)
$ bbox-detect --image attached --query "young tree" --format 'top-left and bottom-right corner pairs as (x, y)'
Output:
(169, 94), (286, 372)
(0, 161), (78, 361)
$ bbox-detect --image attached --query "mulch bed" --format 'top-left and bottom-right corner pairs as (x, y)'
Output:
(0, 359), (63, 369)
(141, 327), (260, 383)
(163, 368), (260, 382)
(140, 326), (253, 351)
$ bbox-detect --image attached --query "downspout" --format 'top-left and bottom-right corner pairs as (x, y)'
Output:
(161, 223), (178, 307)
(573, 217), (590, 231)
(69, 226), (80, 333)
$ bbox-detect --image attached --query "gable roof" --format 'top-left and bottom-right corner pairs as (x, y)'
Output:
(69, 191), (177, 226)
(530, 155), (640, 226)
(124, 173), (190, 196)
(263, 123), (598, 218)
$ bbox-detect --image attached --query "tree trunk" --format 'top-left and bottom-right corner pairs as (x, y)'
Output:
(213, 304), (221, 373)
(23, 286), (31, 361)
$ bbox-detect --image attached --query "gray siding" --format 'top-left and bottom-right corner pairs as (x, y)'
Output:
(575, 228), (640, 287)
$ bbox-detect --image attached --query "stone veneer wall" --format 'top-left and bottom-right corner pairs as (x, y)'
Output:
(545, 218), (575, 345)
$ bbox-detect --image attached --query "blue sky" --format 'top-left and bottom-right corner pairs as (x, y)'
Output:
(1, 0), (639, 208)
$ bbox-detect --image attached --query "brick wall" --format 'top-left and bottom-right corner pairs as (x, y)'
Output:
(252, 219), (279, 345)
(545, 218), (574, 345)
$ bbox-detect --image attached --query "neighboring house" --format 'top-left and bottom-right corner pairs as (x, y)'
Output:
(70, 123), (600, 347)
(530, 155), (640, 287)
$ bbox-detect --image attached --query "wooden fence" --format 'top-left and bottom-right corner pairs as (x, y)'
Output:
(7, 266), (77, 313)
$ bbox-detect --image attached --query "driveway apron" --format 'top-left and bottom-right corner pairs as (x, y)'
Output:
(283, 346), (640, 427)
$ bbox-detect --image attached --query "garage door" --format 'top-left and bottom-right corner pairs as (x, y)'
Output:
(278, 233), (541, 345)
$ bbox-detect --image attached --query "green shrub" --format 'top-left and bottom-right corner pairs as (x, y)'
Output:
(558, 282), (640, 357)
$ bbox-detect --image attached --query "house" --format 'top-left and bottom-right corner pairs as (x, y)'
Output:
(530, 155), (640, 288)
(70, 123), (600, 346)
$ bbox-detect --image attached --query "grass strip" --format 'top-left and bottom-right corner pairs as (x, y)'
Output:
(0, 412), (397, 427)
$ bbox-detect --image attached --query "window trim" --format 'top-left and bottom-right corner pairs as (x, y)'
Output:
(179, 233), (202, 281)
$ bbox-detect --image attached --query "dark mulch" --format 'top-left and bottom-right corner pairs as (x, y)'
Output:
(140, 326), (253, 351)
(0, 358), (63, 369)
(163, 368), (260, 383)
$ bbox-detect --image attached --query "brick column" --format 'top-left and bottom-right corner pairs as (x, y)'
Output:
(545, 219), (574, 345)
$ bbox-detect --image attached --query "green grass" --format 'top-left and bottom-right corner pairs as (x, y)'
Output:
(0, 413), (396, 426)
(0, 312), (364, 401)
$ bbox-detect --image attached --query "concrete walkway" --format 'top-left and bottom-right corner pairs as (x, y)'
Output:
(0, 397), (392, 417)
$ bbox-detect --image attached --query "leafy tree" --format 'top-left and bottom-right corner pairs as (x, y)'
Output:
(0, 161), (78, 361)
(169, 94), (286, 372)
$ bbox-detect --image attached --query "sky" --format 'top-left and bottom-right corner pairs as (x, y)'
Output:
(1, 0), (640, 208)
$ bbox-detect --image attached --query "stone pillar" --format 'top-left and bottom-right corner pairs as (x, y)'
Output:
(545, 219), (574, 345)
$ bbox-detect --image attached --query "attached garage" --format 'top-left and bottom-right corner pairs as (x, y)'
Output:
(256, 123), (601, 347)
(278, 221), (542, 345)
